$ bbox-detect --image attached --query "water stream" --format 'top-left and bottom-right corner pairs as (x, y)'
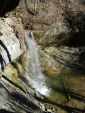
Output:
(25, 31), (49, 96)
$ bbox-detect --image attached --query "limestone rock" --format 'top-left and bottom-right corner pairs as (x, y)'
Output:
(0, 17), (25, 71)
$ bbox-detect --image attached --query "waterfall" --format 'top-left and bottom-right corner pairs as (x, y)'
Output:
(25, 31), (49, 96)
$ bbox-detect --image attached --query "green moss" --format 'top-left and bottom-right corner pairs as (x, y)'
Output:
(33, 31), (45, 41)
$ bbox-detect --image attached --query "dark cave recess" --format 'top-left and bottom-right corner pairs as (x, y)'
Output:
(0, 0), (20, 17)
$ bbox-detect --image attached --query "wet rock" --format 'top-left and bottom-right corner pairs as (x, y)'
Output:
(0, 0), (85, 113)
(17, 0), (85, 48)
(38, 23), (70, 47)
(40, 49), (64, 77)
(41, 46), (85, 74)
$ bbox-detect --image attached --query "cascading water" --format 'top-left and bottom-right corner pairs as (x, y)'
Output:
(25, 31), (49, 96)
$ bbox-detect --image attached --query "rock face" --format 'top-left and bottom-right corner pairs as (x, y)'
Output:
(0, 18), (45, 113)
(0, 0), (85, 113)
(18, 0), (85, 112)
(0, 17), (27, 112)
(0, 18), (24, 70)
(17, 0), (85, 46)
